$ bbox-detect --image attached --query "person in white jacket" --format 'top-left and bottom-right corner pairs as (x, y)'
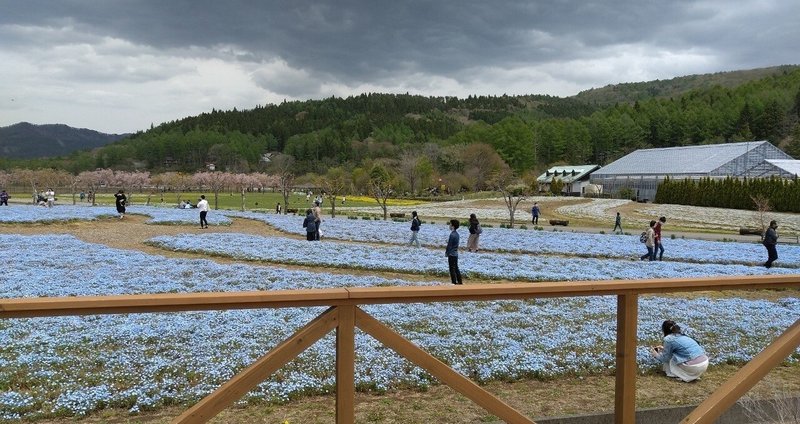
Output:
(197, 195), (209, 228)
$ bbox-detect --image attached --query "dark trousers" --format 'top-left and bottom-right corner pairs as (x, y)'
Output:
(0, 199), (7, 206)
(199, 211), (208, 228)
(448, 255), (462, 284)
(640, 246), (654, 261)
(613, 223), (622, 232)
(306, 231), (316, 241)
(532, 215), (539, 225)
(655, 241), (664, 260)
(764, 243), (778, 268)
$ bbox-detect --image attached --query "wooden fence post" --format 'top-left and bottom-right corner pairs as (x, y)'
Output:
(615, 294), (638, 424)
(337, 305), (356, 424)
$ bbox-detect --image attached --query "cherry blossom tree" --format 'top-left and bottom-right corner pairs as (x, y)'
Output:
(152, 172), (192, 205)
(0, 171), (11, 191)
(267, 154), (295, 214)
(113, 171), (151, 205)
(230, 173), (260, 211)
(14, 169), (72, 204)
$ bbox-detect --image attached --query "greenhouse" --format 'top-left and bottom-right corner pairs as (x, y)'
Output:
(589, 141), (795, 201)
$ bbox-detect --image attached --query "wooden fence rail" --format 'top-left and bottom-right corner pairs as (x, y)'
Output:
(2, 275), (799, 424)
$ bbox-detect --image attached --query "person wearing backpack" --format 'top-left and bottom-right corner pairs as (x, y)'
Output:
(302, 209), (318, 241)
(640, 220), (656, 261)
(409, 211), (421, 248)
(467, 213), (482, 253)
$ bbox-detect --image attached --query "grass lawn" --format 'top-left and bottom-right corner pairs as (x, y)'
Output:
(6, 191), (428, 212)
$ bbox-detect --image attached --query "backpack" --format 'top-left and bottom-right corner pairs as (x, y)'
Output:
(476, 224), (483, 235)
(639, 231), (647, 243)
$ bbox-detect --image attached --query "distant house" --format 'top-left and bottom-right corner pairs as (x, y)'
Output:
(537, 164), (602, 196)
(163, 156), (179, 167)
(589, 141), (795, 201)
(260, 152), (274, 163)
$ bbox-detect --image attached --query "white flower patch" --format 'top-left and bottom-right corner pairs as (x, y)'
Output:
(551, 197), (800, 233)
(635, 204), (800, 233)
(148, 233), (797, 281)
(555, 199), (631, 220)
(335, 196), (577, 221)
(224, 212), (800, 267)
(1, 234), (798, 419)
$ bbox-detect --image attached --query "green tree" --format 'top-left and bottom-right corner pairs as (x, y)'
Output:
(550, 177), (565, 195)
(368, 164), (395, 220)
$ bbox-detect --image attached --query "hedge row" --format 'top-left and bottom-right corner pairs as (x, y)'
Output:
(655, 176), (800, 212)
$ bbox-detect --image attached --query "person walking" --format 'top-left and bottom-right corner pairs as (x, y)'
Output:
(446, 219), (463, 285)
(302, 209), (318, 241)
(640, 220), (656, 261)
(531, 202), (540, 225)
(45, 188), (55, 208)
(650, 320), (709, 382)
(312, 201), (322, 240)
(114, 190), (127, 219)
(763, 220), (779, 268)
(276, 202), (282, 214)
(0, 190), (9, 206)
(613, 212), (622, 233)
(197, 195), (209, 228)
(467, 213), (482, 253)
(409, 211), (421, 247)
(654, 216), (667, 260)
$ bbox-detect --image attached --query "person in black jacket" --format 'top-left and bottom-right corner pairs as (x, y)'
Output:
(114, 190), (127, 219)
(302, 209), (318, 241)
(467, 213), (481, 252)
(409, 211), (421, 247)
(763, 220), (779, 268)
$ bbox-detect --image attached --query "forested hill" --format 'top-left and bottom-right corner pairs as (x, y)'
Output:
(6, 66), (800, 181)
(0, 122), (128, 159)
(574, 65), (800, 106)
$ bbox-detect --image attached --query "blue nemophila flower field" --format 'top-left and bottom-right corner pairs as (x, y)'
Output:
(148, 233), (797, 282)
(0, 205), (231, 226)
(1, 234), (798, 419)
(225, 211), (800, 267)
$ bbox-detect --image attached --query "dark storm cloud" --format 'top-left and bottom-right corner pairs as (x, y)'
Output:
(3, 0), (799, 132)
(9, 0), (789, 96)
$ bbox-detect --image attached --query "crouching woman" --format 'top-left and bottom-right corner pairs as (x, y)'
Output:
(651, 320), (709, 382)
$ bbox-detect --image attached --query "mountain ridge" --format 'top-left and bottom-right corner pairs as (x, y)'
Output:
(0, 122), (130, 159)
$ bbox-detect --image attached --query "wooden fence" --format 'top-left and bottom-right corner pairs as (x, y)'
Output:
(2, 275), (799, 424)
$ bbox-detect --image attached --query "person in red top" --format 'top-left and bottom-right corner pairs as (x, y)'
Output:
(654, 216), (667, 261)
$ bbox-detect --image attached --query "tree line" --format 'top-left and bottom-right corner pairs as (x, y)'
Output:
(2, 69), (800, 204)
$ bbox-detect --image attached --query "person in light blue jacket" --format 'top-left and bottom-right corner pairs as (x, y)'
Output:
(651, 320), (709, 382)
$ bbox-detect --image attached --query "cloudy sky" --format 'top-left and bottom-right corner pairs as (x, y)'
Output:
(1, 0), (798, 134)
